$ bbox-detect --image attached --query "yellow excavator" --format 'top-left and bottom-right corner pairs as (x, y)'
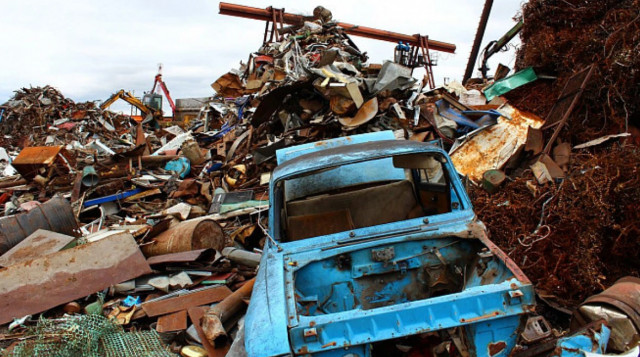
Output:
(99, 89), (163, 123)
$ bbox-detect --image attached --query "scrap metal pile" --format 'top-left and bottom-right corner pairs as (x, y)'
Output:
(505, 0), (639, 141)
(0, 1), (639, 356)
(470, 0), (640, 308)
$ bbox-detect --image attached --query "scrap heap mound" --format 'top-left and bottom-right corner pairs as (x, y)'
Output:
(471, 0), (640, 307)
(0, 6), (493, 355)
(471, 146), (640, 306)
(506, 0), (639, 140)
(1, 2), (639, 354)
(0, 86), (133, 149)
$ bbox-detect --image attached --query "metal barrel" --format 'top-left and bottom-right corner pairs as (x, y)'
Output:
(571, 276), (640, 352)
(0, 197), (79, 255)
(141, 217), (227, 257)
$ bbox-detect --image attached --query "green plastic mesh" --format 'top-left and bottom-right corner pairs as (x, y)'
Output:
(7, 315), (177, 357)
(101, 330), (177, 357)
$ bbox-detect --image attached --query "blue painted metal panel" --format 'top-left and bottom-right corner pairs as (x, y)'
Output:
(275, 131), (396, 164)
(436, 100), (480, 129)
(287, 280), (533, 355)
(555, 323), (610, 357)
(245, 132), (536, 356)
(244, 250), (292, 357)
(276, 132), (405, 201)
(465, 315), (523, 357)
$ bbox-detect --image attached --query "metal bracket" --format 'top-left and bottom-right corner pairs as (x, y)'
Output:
(407, 35), (437, 89)
(263, 6), (286, 44)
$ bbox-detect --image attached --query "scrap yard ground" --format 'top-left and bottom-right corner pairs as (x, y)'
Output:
(0, 1), (639, 357)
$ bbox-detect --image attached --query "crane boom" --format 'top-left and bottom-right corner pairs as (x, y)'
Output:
(151, 64), (176, 116)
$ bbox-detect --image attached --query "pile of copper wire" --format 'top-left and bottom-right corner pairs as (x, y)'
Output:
(505, 0), (640, 141)
(471, 144), (640, 306)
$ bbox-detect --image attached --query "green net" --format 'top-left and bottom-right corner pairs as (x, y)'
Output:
(101, 330), (177, 357)
(6, 314), (177, 357)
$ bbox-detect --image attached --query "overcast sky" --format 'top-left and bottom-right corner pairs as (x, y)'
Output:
(1, 0), (524, 115)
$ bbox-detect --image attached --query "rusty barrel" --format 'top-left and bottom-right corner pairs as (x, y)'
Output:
(142, 217), (227, 257)
(571, 276), (640, 352)
(0, 197), (78, 255)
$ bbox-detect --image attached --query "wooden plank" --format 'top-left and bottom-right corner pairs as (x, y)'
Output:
(156, 310), (187, 333)
(141, 285), (232, 317)
(188, 307), (230, 357)
(0, 233), (151, 325)
(0, 229), (75, 267)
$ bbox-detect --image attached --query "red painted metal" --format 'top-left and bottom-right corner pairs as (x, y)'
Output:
(151, 64), (176, 115)
(218, 2), (456, 54)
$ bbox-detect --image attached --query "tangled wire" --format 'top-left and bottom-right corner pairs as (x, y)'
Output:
(506, 0), (640, 142)
(471, 144), (640, 307)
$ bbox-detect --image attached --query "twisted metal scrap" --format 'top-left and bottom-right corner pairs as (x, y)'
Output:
(471, 144), (640, 307)
(507, 0), (640, 141)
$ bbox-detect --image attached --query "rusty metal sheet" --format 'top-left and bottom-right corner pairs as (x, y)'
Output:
(141, 285), (232, 317)
(542, 65), (595, 153)
(339, 97), (378, 130)
(146, 248), (216, 266)
(524, 127), (544, 155)
(156, 310), (187, 333)
(0, 229), (75, 267)
(0, 233), (151, 325)
(450, 104), (544, 181)
(11, 146), (63, 179)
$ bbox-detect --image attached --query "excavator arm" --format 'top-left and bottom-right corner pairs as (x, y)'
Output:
(100, 89), (154, 116)
(479, 19), (523, 79)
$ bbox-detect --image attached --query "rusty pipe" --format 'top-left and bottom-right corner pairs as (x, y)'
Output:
(219, 2), (456, 53)
(0, 178), (27, 189)
(202, 278), (255, 347)
(463, 0), (493, 84)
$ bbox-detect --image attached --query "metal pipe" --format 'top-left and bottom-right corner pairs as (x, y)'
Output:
(81, 165), (99, 187)
(0, 178), (27, 189)
(202, 278), (255, 347)
(219, 2), (456, 54)
(463, 0), (494, 84)
(222, 247), (260, 267)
